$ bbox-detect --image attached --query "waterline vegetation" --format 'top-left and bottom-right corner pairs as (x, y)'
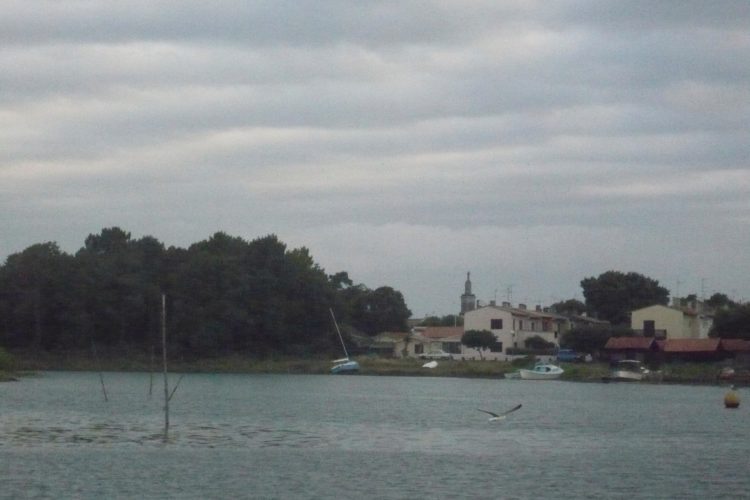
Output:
(4, 349), (736, 386)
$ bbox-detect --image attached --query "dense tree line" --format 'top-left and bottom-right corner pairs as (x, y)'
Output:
(580, 271), (670, 325)
(0, 228), (411, 356)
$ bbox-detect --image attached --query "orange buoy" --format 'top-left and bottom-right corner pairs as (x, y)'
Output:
(724, 386), (740, 409)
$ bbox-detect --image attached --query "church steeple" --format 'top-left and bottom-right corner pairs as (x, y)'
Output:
(460, 271), (476, 315)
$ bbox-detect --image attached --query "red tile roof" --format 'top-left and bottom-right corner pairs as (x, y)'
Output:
(420, 326), (464, 340)
(661, 338), (721, 353)
(373, 331), (410, 342)
(604, 337), (656, 350)
(720, 339), (750, 352)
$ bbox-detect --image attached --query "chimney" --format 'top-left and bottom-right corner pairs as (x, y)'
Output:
(502, 301), (511, 307)
(535, 305), (542, 311)
(489, 300), (496, 306)
(519, 303), (527, 310)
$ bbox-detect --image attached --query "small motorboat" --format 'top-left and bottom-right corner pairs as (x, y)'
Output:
(519, 363), (564, 380)
(607, 360), (650, 382)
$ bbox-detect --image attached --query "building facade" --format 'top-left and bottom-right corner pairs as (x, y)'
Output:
(630, 302), (713, 339)
(463, 303), (567, 358)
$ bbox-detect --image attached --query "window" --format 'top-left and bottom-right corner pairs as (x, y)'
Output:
(643, 320), (655, 336)
(446, 343), (461, 354)
(414, 344), (424, 354)
(490, 341), (503, 352)
(518, 320), (524, 330)
(490, 318), (503, 329)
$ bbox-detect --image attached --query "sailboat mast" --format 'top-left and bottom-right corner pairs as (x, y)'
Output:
(329, 308), (349, 359)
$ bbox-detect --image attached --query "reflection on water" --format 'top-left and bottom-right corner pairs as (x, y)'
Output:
(2, 372), (750, 499)
(4, 419), (332, 448)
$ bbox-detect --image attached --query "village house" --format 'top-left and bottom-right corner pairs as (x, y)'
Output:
(369, 331), (411, 358)
(630, 300), (714, 339)
(463, 302), (568, 359)
(414, 326), (464, 358)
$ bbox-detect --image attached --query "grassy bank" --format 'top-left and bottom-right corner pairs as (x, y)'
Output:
(6, 350), (736, 385)
(0, 347), (19, 381)
(11, 350), (516, 377)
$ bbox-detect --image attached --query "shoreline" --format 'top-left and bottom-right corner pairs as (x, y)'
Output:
(4, 351), (737, 386)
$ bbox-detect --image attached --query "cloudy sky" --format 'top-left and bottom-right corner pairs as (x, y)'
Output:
(2, 1), (749, 317)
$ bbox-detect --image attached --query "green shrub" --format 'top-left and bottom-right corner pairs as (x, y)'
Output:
(0, 347), (14, 371)
(510, 355), (537, 367)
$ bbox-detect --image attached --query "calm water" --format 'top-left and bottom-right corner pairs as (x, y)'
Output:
(1, 372), (748, 499)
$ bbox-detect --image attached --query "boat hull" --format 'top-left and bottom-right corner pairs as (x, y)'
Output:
(519, 364), (564, 380)
(605, 361), (651, 382)
(609, 370), (644, 382)
(331, 360), (360, 374)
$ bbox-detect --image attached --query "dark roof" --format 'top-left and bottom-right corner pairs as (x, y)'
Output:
(604, 336), (656, 350)
(719, 339), (750, 352)
(661, 338), (721, 353)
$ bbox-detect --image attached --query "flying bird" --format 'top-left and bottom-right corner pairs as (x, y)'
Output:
(477, 404), (522, 422)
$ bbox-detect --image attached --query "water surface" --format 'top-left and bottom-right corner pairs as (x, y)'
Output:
(2, 372), (748, 499)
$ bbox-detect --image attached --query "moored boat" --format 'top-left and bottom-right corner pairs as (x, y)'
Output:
(330, 309), (359, 374)
(519, 363), (564, 380)
(607, 360), (649, 382)
(331, 358), (360, 374)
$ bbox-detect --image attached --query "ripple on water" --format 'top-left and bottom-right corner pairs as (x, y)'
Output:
(2, 417), (334, 450)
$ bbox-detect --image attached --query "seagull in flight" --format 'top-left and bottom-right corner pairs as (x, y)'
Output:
(477, 404), (522, 422)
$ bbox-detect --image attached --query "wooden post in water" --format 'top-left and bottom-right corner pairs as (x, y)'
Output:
(161, 293), (170, 442)
(91, 339), (108, 403)
(148, 344), (154, 399)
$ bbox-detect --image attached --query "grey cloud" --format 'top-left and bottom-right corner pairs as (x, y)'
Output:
(1, 1), (749, 315)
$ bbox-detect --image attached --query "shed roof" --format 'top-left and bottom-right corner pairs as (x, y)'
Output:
(719, 339), (750, 352)
(604, 336), (656, 350)
(661, 338), (721, 353)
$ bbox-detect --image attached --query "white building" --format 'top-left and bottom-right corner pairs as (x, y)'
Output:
(630, 301), (714, 339)
(463, 302), (568, 359)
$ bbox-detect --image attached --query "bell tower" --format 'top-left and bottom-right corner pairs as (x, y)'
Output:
(460, 271), (476, 315)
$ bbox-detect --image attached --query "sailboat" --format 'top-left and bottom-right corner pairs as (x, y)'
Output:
(330, 308), (360, 374)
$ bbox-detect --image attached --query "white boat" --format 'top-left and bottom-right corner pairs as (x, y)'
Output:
(331, 358), (360, 374)
(330, 309), (359, 374)
(608, 360), (649, 382)
(519, 363), (564, 380)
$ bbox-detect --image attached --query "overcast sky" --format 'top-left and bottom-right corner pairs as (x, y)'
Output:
(2, 1), (749, 317)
